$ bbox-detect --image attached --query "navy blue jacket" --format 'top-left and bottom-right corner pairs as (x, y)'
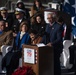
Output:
(46, 22), (63, 53)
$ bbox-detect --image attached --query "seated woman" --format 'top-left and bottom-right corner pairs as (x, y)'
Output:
(15, 21), (30, 50)
(28, 29), (49, 45)
(30, 0), (45, 24)
(29, 29), (42, 45)
(2, 21), (30, 75)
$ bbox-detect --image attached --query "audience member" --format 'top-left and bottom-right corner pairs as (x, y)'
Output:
(31, 14), (46, 33)
(16, 0), (30, 19)
(12, 8), (29, 37)
(57, 16), (71, 40)
(0, 20), (13, 75)
(29, 29), (42, 45)
(0, 20), (13, 52)
(0, 7), (13, 31)
(30, 0), (45, 24)
(15, 21), (30, 50)
(46, 13), (63, 75)
(2, 21), (30, 75)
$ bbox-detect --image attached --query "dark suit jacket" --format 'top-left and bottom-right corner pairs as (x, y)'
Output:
(64, 25), (71, 40)
(46, 22), (63, 53)
(0, 13), (14, 31)
(12, 18), (26, 33)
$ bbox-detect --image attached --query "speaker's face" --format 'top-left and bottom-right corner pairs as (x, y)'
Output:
(47, 13), (56, 24)
(47, 15), (53, 23)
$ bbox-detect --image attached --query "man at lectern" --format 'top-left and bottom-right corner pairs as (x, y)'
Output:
(46, 13), (63, 75)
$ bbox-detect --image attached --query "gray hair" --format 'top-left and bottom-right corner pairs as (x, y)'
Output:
(47, 12), (56, 19)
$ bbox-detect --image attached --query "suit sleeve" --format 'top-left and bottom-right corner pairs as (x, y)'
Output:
(51, 26), (62, 46)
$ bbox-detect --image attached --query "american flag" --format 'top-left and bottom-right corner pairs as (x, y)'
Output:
(27, 50), (32, 57)
(63, 0), (76, 36)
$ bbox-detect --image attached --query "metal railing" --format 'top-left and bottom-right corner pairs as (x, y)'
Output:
(1, 0), (60, 12)
(11, 2), (48, 12)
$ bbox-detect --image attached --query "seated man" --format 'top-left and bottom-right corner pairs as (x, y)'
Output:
(0, 20), (13, 73)
(0, 20), (13, 53)
(0, 7), (14, 31)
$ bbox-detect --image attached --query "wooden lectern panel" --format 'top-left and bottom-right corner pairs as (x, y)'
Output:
(22, 45), (54, 75)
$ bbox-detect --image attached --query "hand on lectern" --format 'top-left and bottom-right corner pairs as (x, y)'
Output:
(47, 43), (52, 47)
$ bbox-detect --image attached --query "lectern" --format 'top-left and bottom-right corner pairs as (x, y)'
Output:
(22, 45), (54, 75)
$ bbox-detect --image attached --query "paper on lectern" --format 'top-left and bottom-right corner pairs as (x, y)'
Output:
(36, 43), (45, 47)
